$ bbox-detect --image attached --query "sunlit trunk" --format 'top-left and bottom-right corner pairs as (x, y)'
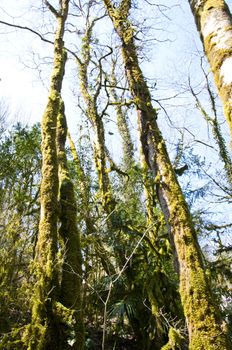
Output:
(109, 66), (135, 168)
(189, 0), (232, 139)
(103, 0), (230, 348)
(78, 24), (115, 214)
(25, 2), (70, 349)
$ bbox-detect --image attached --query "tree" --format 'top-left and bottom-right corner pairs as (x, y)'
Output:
(57, 101), (84, 350)
(188, 0), (232, 139)
(103, 0), (231, 348)
(189, 62), (232, 185)
(0, 123), (41, 346)
(22, 1), (83, 349)
(0, 1), (232, 349)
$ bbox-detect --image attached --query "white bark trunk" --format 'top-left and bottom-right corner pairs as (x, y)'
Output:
(189, 0), (232, 137)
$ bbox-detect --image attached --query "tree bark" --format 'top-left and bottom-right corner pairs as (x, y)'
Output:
(189, 0), (232, 139)
(78, 21), (115, 213)
(109, 64), (135, 169)
(103, 0), (231, 348)
(25, 1), (70, 349)
(57, 101), (84, 350)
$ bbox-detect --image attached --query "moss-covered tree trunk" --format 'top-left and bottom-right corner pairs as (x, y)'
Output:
(57, 101), (84, 350)
(25, 1), (69, 349)
(109, 65), (135, 169)
(113, 80), (172, 346)
(67, 133), (116, 279)
(67, 132), (94, 234)
(78, 22), (115, 213)
(189, 0), (232, 138)
(103, 0), (231, 348)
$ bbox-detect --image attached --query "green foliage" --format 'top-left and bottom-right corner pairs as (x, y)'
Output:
(1, 2), (232, 348)
(0, 123), (41, 345)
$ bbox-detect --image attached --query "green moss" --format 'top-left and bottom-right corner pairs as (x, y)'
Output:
(26, 5), (69, 350)
(57, 99), (84, 349)
(161, 327), (184, 350)
(203, 0), (225, 12)
(104, 0), (231, 348)
(204, 38), (232, 73)
(53, 302), (74, 326)
(78, 24), (115, 216)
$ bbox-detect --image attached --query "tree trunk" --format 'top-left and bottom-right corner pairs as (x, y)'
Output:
(103, 0), (230, 348)
(57, 101), (84, 350)
(109, 64), (135, 169)
(189, 0), (232, 138)
(25, 1), (70, 349)
(78, 21), (115, 213)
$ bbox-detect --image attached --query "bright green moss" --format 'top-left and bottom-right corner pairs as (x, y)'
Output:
(22, 322), (47, 350)
(161, 327), (184, 350)
(103, 0), (231, 348)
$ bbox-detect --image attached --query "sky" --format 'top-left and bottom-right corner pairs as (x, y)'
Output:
(0, 0), (231, 154)
(0, 0), (230, 128)
(0, 0), (48, 124)
(0, 0), (204, 125)
(0, 0), (232, 232)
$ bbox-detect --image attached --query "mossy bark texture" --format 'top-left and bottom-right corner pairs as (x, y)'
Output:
(189, 0), (232, 139)
(110, 59), (173, 347)
(57, 101), (84, 350)
(67, 132), (95, 235)
(103, 0), (230, 348)
(26, 1), (70, 349)
(109, 65), (135, 169)
(78, 22), (115, 213)
(161, 327), (185, 350)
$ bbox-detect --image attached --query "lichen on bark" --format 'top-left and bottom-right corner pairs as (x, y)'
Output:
(109, 61), (135, 169)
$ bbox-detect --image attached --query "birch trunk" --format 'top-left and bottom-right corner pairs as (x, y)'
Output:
(189, 0), (232, 138)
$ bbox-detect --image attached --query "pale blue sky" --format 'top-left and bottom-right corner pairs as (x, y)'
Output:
(0, 0), (232, 232)
(0, 0), (204, 125)
(0, 0), (232, 247)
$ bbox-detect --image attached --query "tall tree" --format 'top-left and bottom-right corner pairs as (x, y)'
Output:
(75, 18), (175, 347)
(108, 61), (179, 348)
(189, 0), (232, 138)
(57, 101), (84, 350)
(109, 58), (135, 169)
(0, 124), (41, 347)
(77, 19), (115, 213)
(103, 0), (231, 348)
(24, 1), (71, 349)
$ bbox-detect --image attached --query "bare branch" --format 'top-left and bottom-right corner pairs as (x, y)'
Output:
(0, 20), (54, 45)
(0, 19), (83, 65)
(44, 0), (59, 17)
(93, 46), (113, 103)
